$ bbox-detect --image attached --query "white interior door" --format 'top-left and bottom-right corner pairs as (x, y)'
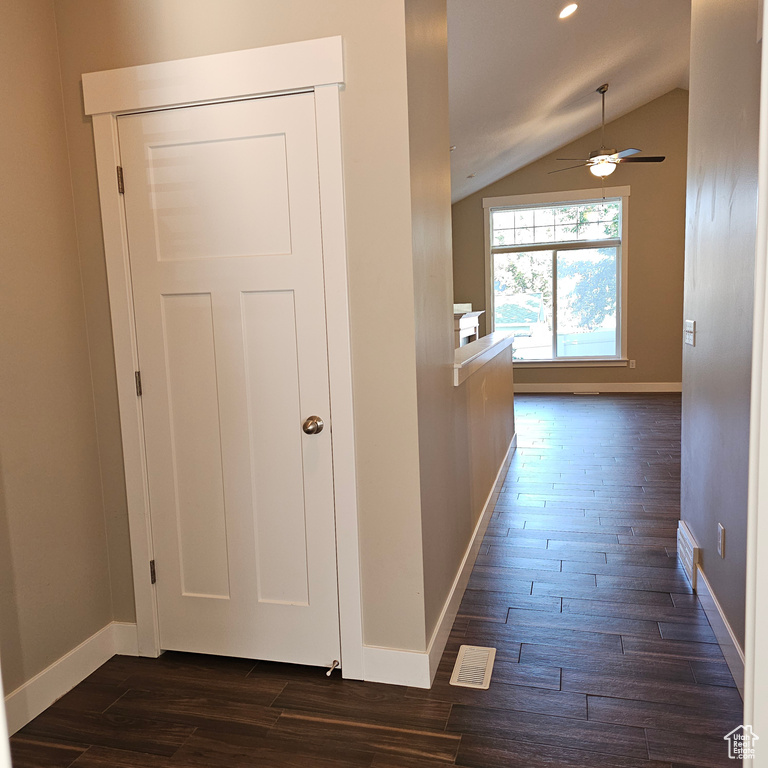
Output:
(117, 93), (340, 666)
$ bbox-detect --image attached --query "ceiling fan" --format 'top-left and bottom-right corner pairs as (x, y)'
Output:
(550, 83), (665, 177)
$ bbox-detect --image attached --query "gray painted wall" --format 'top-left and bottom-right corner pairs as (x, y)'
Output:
(0, 0), (114, 694)
(681, 0), (761, 647)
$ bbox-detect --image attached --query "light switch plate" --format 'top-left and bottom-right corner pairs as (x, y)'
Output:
(684, 319), (696, 347)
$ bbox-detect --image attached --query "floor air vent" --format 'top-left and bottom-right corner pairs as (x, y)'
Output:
(449, 645), (496, 689)
(677, 520), (700, 590)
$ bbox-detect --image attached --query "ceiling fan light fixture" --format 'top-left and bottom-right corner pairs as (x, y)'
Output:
(549, 84), (664, 177)
(589, 157), (617, 178)
(559, 3), (578, 19)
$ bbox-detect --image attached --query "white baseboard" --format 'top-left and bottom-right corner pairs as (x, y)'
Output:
(112, 621), (140, 656)
(362, 432), (518, 689)
(425, 432), (517, 682)
(4, 621), (138, 735)
(514, 382), (683, 394)
(696, 566), (745, 698)
(361, 645), (432, 688)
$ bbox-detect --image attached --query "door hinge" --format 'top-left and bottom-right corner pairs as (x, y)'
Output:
(117, 165), (125, 194)
(150, 560), (157, 584)
(135, 371), (142, 397)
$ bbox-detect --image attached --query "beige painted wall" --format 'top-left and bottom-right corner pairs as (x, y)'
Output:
(0, 0), (519, 695)
(681, 0), (760, 648)
(452, 89), (689, 386)
(454, 347), (516, 529)
(53, 0), (508, 653)
(404, 0), (465, 643)
(52, 0), (443, 651)
(0, 0), (113, 693)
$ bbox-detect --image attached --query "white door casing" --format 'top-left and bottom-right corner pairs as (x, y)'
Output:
(83, 38), (365, 678)
(118, 93), (339, 665)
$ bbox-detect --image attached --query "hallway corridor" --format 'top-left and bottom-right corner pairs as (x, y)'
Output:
(444, 394), (742, 767)
(9, 395), (742, 768)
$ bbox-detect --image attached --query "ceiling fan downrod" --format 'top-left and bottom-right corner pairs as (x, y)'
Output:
(597, 83), (609, 149)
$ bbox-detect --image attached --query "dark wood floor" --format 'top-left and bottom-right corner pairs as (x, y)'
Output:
(10, 394), (742, 768)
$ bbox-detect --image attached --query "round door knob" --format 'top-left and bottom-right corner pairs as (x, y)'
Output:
(302, 415), (324, 435)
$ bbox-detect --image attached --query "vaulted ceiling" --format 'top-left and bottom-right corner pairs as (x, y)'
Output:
(448, 0), (692, 202)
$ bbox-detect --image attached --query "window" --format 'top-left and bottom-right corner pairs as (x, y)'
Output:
(484, 187), (629, 363)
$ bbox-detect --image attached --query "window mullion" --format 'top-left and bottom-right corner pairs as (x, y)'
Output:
(491, 238), (620, 256)
(552, 250), (558, 360)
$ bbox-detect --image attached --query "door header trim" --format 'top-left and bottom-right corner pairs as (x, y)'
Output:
(83, 36), (344, 116)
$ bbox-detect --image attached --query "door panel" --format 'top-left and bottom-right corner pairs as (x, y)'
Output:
(242, 290), (310, 606)
(118, 93), (340, 665)
(161, 292), (230, 599)
(148, 133), (292, 260)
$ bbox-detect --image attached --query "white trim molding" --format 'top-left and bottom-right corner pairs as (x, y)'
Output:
(513, 382), (683, 394)
(0, 677), (9, 768)
(425, 432), (517, 681)
(744, 0), (768, 743)
(362, 646), (431, 689)
(482, 186), (630, 362)
(696, 567), (745, 698)
(314, 83), (364, 679)
(4, 622), (138, 735)
(362, 433), (518, 688)
(514, 359), (630, 369)
(454, 332), (515, 386)
(90, 112), (161, 659)
(483, 186), (631, 209)
(83, 39), (365, 680)
(83, 36), (344, 116)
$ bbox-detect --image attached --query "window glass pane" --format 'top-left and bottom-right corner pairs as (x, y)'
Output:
(493, 252), (553, 361)
(579, 222), (605, 241)
(583, 206), (602, 223)
(516, 209), (534, 228)
(556, 248), (617, 358)
(514, 227), (534, 245)
(554, 206), (576, 226)
(492, 210), (516, 230)
(494, 228), (515, 247)
(600, 203), (621, 237)
(534, 208), (555, 227)
(491, 200), (620, 248)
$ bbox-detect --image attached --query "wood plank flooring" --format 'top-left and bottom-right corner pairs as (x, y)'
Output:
(10, 394), (742, 768)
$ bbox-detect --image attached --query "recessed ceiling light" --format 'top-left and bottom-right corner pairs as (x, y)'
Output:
(559, 3), (578, 19)
(450, 145), (457, 152)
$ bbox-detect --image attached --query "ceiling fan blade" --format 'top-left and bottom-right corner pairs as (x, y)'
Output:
(614, 148), (641, 159)
(618, 156), (666, 163)
(548, 163), (589, 174)
(556, 158), (587, 161)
